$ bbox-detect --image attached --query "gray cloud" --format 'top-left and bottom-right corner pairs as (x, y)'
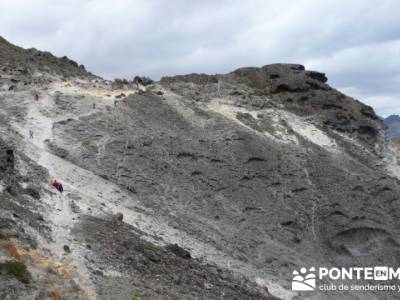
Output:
(1, 0), (399, 116)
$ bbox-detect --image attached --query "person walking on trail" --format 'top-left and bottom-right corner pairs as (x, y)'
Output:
(34, 94), (39, 101)
(93, 103), (96, 109)
(114, 100), (119, 107)
(29, 130), (33, 139)
(52, 179), (64, 193)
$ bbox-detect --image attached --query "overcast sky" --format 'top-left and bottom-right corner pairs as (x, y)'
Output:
(1, 0), (399, 116)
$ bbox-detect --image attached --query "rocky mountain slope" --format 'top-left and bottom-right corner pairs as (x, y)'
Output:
(384, 114), (400, 140)
(1, 36), (400, 300)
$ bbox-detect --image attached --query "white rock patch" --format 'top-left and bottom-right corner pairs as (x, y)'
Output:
(285, 114), (338, 151)
(207, 99), (339, 152)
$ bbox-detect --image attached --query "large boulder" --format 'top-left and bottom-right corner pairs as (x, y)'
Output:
(133, 76), (154, 86)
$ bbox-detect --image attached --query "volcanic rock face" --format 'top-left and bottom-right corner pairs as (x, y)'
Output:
(0, 36), (399, 299)
(161, 63), (382, 146)
(385, 114), (400, 139)
(0, 36), (92, 78)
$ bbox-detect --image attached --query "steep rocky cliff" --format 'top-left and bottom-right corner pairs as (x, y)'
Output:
(385, 114), (400, 140)
(1, 36), (399, 300)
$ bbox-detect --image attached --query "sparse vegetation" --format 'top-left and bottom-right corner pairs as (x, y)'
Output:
(276, 151), (284, 174)
(0, 260), (30, 284)
(142, 241), (160, 252)
(132, 291), (140, 300)
(4, 240), (21, 259)
(83, 223), (96, 243)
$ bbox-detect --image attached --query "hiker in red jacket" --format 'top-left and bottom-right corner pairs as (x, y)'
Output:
(52, 179), (63, 193)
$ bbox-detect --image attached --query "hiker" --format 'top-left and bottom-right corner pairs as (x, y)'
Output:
(29, 130), (33, 139)
(133, 76), (142, 88)
(93, 103), (96, 109)
(52, 179), (64, 193)
(114, 100), (119, 107)
(34, 93), (39, 101)
(59, 183), (64, 193)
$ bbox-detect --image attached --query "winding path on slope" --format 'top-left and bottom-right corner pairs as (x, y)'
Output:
(12, 82), (294, 300)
